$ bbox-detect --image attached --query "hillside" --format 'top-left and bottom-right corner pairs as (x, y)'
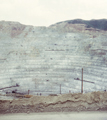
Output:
(0, 19), (107, 97)
(54, 19), (107, 30)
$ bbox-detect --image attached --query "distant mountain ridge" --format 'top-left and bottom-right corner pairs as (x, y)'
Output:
(54, 19), (107, 31)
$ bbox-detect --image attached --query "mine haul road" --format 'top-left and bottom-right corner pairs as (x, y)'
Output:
(0, 112), (107, 120)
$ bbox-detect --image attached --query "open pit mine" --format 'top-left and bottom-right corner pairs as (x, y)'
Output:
(0, 19), (107, 113)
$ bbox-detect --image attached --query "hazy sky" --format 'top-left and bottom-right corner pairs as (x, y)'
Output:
(0, 0), (107, 26)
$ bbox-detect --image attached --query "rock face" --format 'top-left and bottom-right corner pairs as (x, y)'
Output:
(0, 19), (107, 95)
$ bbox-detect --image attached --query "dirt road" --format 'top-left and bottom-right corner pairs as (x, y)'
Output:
(0, 112), (107, 120)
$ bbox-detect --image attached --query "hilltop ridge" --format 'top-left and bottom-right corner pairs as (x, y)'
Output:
(52, 19), (107, 31)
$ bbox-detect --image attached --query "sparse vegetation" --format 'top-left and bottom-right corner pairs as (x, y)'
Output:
(56, 19), (107, 31)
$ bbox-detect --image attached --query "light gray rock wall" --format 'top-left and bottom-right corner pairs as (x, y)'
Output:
(0, 22), (107, 95)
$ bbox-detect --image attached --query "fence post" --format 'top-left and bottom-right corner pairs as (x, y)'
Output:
(81, 68), (83, 93)
(60, 84), (61, 94)
(28, 90), (30, 94)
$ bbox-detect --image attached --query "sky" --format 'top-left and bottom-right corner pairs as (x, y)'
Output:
(0, 0), (107, 26)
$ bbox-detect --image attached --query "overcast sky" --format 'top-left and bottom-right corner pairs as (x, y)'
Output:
(0, 0), (107, 26)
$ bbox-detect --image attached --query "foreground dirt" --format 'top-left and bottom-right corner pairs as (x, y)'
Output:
(0, 91), (107, 114)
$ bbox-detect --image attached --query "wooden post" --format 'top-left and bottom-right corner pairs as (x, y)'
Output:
(81, 68), (83, 93)
(60, 84), (61, 94)
(28, 90), (30, 94)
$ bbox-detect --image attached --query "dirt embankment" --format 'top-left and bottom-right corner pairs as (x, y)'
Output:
(0, 91), (107, 114)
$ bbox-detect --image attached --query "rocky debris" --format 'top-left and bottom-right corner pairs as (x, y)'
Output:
(0, 91), (107, 114)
